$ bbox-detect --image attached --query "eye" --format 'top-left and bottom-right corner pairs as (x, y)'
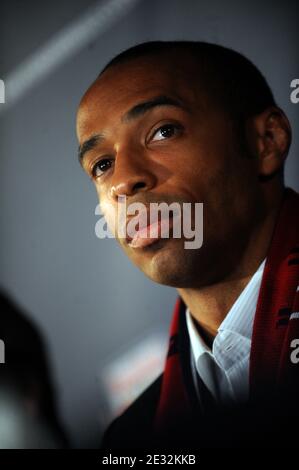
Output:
(150, 123), (183, 142)
(91, 158), (113, 178)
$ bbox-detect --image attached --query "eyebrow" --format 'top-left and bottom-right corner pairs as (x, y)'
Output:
(78, 134), (105, 164)
(78, 94), (187, 164)
(121, 94), (187, 122)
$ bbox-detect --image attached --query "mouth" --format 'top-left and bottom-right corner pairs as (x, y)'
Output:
(126, 215), (175, 249)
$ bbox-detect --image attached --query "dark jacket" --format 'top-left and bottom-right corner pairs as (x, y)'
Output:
(101, 310), (298, 449)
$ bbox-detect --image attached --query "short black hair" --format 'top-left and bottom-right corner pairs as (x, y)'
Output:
(99, 41), (284, 181)
(100, 41), (276, 124)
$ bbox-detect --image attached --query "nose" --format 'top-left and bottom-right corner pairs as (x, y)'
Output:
(109, 146), (157, 200)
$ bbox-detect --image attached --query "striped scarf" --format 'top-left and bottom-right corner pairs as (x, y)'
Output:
(154, 187), (299, 433)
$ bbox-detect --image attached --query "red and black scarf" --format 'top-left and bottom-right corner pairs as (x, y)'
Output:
(154, 187), (299, 433)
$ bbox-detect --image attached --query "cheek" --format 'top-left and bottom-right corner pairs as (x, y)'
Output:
(175, 131), (230, 181)
(98, 198), (118, 236)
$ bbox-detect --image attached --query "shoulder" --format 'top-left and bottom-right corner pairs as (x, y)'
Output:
(100, 374), (163, 449)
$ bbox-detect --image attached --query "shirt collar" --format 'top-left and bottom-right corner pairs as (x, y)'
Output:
(186, 258), (266, 362)
(218, 258), (266, 338)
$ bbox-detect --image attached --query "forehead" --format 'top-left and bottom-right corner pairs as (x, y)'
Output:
(76, 54), (204, 140)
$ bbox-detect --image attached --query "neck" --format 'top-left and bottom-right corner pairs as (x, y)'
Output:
(177, 191), (284, 339)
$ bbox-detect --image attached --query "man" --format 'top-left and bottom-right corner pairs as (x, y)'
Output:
(76, 41), (299, 448)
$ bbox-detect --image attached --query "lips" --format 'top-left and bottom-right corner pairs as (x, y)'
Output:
(126, 214), (175, 249)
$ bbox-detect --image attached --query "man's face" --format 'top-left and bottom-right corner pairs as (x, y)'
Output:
(76, 53), (265, 288)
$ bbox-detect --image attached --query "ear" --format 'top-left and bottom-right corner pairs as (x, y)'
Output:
(246, 106), (292, 178)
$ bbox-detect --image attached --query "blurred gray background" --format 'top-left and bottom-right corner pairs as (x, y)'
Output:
(0, 0), (298, 448)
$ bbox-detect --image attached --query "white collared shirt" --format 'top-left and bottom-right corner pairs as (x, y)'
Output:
(186, 258), (266, 407)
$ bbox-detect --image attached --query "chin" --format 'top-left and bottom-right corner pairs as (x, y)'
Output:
(140, 241), (203, 288)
